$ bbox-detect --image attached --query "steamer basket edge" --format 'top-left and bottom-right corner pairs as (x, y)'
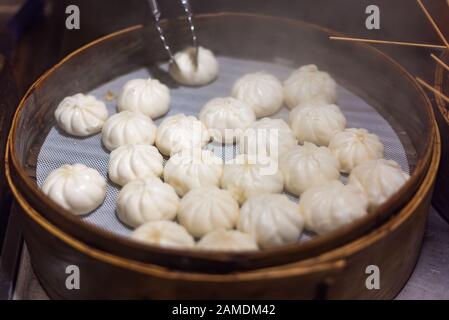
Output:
(6, 127), (440, 299)
(6, 13), (437, 272)
(433, 51), (449, 223)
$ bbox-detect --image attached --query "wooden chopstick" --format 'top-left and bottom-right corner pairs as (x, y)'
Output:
(416, 0), (449, 50)
(416, 77), (449, 104)
(329, 36), (447, 50)
(431, 53), (449, 73)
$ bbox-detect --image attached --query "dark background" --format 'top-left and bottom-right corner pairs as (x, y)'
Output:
(2, 0), (449, 93)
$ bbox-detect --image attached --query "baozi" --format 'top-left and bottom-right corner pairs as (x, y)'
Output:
(169, 46), (219, 86)
(102, 111), (157, 151)
(178, 187), (239, 238)
(280, 142), (340, 196)
(329, 128), (384, 173)
(108, 144), (163, 186)
(163, 148), (223, 196)
(117, 176), (179, 228)
(131, 221), (195, 249)
(289, 103), (346, 146)
(238, 194), (304, 249)
(199, 97), (256, 144)
(231, 72), (284, 118)
(221, 154), (284, 204)
(117, 78), (170, 119)
(239, 118), (297, 160)
(156, 113), (210, 156)
(197, 229), (259, 252)
(55, 93), (108, 137)
(284, 64), (337, 109)
(299, 180), (369, 235)
(42, 164), (106, 215)
(348, 159), (410, 208)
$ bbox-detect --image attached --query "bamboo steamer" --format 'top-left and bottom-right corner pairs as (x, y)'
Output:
(6, 14), (437, 273)
(433, 51), (449, 223)
(5, 126), (440, 299)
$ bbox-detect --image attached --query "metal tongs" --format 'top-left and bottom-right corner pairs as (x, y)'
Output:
(147, 0), (199, 70)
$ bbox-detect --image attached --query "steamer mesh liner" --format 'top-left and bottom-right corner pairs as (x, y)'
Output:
(36, 57), (410, 239)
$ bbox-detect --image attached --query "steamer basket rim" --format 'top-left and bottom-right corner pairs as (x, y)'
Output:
(6, 12), (438, 268)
